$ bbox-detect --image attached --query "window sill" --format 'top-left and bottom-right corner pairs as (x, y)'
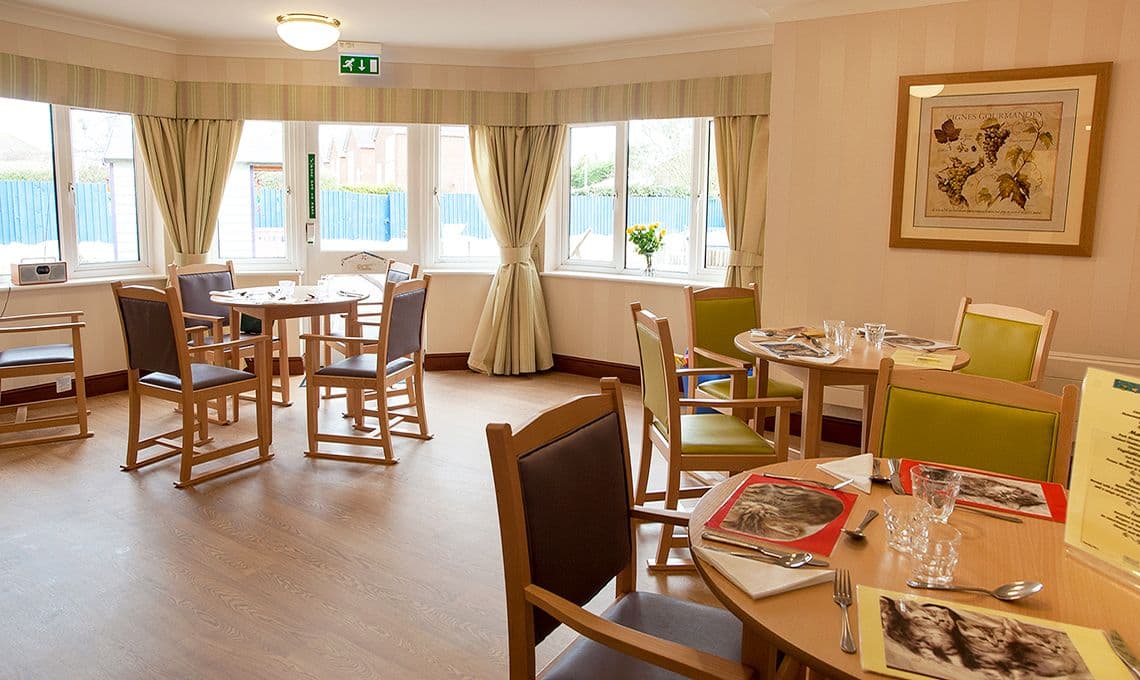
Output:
(541, 269), (720, 288)
(0, 272), (165, 292)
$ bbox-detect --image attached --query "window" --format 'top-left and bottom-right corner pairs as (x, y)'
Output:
(555, 117), (721, 278)
(0, 97), (151, 278)
(435, 125), (494, 260)
(317, 123), (409, 252)
(215, 121), (287, 261)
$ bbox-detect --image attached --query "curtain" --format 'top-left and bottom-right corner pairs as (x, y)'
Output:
(133, 116), (243, 265)
(466, 125), (568, 375)
(714, 115), (769, 290)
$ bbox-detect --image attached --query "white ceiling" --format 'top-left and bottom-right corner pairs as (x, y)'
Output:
(1, 0), (964, 54)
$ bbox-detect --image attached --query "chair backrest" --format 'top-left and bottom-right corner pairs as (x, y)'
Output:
(685, 284), (762, 368)
(385, 260), (420, 284)
(630, 303), (681, 440)
(111, 282), (188, 379)
(168, 261), (237, 328)
(379, 276), (430, 365)
(951, 297), (1057, 386)
(867, 358), (1078, 484)
(486, 379), (635, 673)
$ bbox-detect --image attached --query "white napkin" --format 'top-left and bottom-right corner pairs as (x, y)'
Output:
(817, 452), (873, 493)
(693, 546), (833, 599)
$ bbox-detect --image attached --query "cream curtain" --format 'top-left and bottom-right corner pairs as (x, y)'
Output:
(133, 116), (243, 265)
(714, 115), (769, 289)
(466, 125), (568, 375)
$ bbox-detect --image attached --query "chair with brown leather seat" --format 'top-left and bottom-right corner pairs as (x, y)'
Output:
(486, 378), (754, 680)
(0, 311), (91, 448)
(302, 275), (432, 464)
(112, 282), (272, 488)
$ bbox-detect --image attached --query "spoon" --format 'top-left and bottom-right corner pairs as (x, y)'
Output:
(906, 578), (1044, 601)
(701, 531), (825, 567)
(843, 509), (879, 540)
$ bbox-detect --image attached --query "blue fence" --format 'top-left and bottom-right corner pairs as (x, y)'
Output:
(0, 181), (728, 246)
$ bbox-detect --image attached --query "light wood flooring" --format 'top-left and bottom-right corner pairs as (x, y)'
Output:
(0, 371), (854, 679)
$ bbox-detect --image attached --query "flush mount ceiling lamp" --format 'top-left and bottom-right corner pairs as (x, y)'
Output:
(276, 13), (341, 51)
(909, 84), (945, 99)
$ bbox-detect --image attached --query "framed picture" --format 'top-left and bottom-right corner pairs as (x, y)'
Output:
(889, 63), (1111, 256)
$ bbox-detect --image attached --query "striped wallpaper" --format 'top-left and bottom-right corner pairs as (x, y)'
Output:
(0, 52), (769, 124)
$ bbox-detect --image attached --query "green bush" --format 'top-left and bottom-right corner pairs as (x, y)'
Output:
(337, 184), (403, 195)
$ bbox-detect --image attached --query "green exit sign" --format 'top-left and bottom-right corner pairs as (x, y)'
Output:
(339, 54), (380, 76)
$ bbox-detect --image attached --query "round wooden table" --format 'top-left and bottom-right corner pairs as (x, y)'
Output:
(688, 459), (1140, 679)
(733, 331), (971, 459)
(211, 286), (367, 406)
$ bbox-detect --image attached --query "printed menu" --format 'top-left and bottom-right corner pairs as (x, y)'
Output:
(1065, 368), (1140, 582)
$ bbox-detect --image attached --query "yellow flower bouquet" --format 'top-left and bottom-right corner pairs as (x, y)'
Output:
(626, 222), (665, 276)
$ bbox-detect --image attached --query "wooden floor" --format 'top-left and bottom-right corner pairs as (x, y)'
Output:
(0, 371), (854, 679)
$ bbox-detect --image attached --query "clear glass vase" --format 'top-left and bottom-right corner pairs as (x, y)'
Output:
(642, 253), (655, 277)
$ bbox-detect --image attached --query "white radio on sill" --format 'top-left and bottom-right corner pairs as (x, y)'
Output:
(11, 260), (68, 286)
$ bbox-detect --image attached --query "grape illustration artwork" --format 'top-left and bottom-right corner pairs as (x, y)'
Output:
(922, 101), (1064, 222)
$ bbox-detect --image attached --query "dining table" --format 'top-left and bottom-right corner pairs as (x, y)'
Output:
(210, 285), (368, 406)
(733, 331), (971, 459)
(688, 458), (1140, 679)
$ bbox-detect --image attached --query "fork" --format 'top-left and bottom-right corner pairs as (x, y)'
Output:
(764, 473), (855, 491)
(833, 569), (856, 654)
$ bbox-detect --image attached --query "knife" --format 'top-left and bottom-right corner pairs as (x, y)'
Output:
(701, 544), (830, 568)
(1106, 630), (1140, 679)
(886, 458), (906, 495)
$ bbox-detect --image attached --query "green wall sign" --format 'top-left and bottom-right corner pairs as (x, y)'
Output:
(339, 55), (380, 76)
(307, 153), (316, 219)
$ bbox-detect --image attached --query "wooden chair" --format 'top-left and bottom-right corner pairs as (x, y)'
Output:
(952, 297), (1057, 387)
(684, 284), (801, 425)
(867, 358), (1078, 484)
(631, 303), (799, 571)
(112, 282), (273, 488)
(302, 275), (432, 464)
(320, 259), (421, 400)
(486, 377), (753, 680)
(167, 260), (286, 422)
(0, 311), (91, 448)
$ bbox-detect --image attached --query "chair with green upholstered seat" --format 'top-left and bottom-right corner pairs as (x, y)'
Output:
(630, 303), (800, 572)
(952, 297), (1057, 387)
(867, 358), (1078, 484)
(684, 284), (801, 427)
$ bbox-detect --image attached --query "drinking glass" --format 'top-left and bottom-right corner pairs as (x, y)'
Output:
(911, 465), (962, 523)
(909, 522), (962, 585)
(823, 319), (846, 345)
(883, 495), (930, 554)
(316, 275), (332, 299)
(839, 327), (858, 356)
(863, 322), (887, 349)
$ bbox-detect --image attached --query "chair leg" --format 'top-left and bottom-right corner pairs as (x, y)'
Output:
(257, 370), (272, 459)
(305, 374), (319, 456)
(375, 386), (396, 463)
(635, 412), (653, 505)
(648, 463), (694, 573)
(196, 399), (209, 443)
(412, 362), (430, 438)
(177, 401), (195, 487)
(74, 369), (89, 436)
(125, 383), (141, 468)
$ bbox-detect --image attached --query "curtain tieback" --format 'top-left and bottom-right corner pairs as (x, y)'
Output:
(727, 250), (763, 268)
(500, 246), (532, 264)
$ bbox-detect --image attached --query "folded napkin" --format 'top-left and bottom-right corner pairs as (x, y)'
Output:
(693, 546), (833, 599)
(817, 452), (873, 493)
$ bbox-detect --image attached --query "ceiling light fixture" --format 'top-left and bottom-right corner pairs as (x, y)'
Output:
(276, 13), (341, 51)
(909, 84), (945, 99)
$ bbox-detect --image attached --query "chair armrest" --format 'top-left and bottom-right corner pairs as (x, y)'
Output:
(186, 335), (269, 355)
(630, 506), (691, 527)
(524, 585), (752, 680)
(0, 310), (83, 323)
(183, 311), (225, 323)
(300, 333), (377, 345)
(680, 397), (800, 409)
(676, 367), (748, 377)
(0, 321), (85, 334)
(692, 346), (749, 369)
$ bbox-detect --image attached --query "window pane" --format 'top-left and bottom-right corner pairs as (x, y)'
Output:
(319, 124), (408, 252)
(216, 121), (286, 259)
(0, 97), (59, 270)
(438, 125), (494, 258)
(625, 119), (693, 273)
(705, 123), (727, 269)
(70, 109), (140, 264)
(567, 125), (616, 263)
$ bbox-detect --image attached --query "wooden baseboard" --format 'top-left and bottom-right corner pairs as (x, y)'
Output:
(424, 353), (471, 371)
(550, 354), (642, 386)
(0, 370), (128, 406)
(243, 356), (306, 376)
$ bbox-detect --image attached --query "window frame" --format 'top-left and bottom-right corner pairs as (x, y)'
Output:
(423, 124), (497, 270)
(550, 117), (722, 281)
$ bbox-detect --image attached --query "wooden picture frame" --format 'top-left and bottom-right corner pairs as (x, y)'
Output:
(889, 63), (1112, 257)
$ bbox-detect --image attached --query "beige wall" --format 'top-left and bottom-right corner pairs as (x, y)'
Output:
(764, 0), (1140, 400)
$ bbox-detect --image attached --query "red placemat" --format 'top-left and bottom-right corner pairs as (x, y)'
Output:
(705, 473), (857, 556)
(898, 459), (1067, 522)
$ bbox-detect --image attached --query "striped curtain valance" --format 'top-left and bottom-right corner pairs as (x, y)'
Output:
(0, 53), (175, 117)
(527, 74), (771, 125)
(177, 81), (528, 125)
